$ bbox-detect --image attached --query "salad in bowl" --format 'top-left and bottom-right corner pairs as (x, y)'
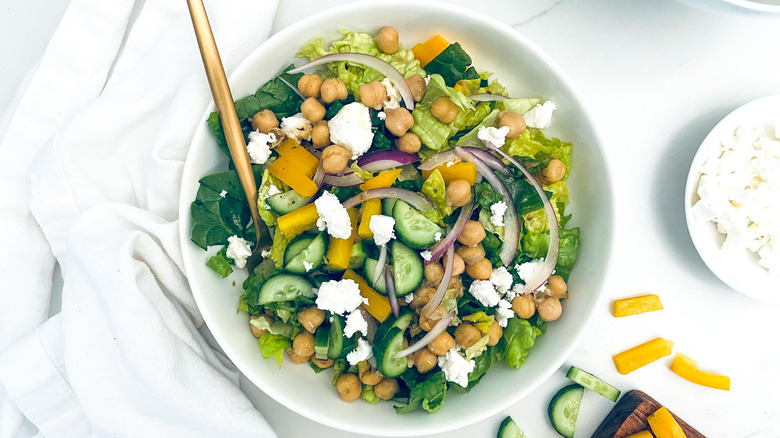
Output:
(189, 25), (580, 414)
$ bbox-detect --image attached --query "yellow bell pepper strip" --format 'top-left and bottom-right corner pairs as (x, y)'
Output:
(359, 168), (403, 191)
(613, 294), (664, 318)
(342, 269), (391, 322)
(412, 34), (449, 68)
(274, 138), (319, 177)
(358, 199), (383, 239)
(421, 161), (477, 185)
(325, 209), (358, 271)
(670, 353), (730, 391)
(268, 156), (318, 197)
(647, 406), (686, 438)
(625, 431), (653, 438)
(277, 203), (319, 237)
(612, 337), (674, 375)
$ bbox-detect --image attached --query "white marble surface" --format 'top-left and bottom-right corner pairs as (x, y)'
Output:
(4, 0), (780, 437)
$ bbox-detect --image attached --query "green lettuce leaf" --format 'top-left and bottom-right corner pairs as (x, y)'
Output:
(395, 371), (447, 413)
(421, 169), (453, 217)
(522, 181), (568, 234)
(503, 318), (542, 368)
(270, 227), (292, 269)
(498, 98), (542, 116)
(478, 208), (504, 240)
(411, 74), (476, 151)
(522, 226), (580, 281)
(453, 340), (506, 392)
(206, 249), (233, 278)
(502, 128), (572, 179)
(454, 108), (499, 146)
(256, 168), (288, 227)
(360, 385), (380, 405)
(257, 333), (291, 368)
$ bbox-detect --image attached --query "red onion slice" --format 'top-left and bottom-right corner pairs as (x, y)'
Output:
(418, 149), (458, 171)
(461, 147), (509, 174)
(393, 310), (456, 359)
(342, 188), (435, 214)
(288, 53), (414, 110)
(373, 244), (388, 287)
(303, 163), (325, 204)
(482, 141), (560, 292)
(278, 75), (305, 100)
(357, 150), (420, 172)
(454, 147), (519, 266)
(323, 171), (364, 187)
(425, 198), (474, 264)
(469, 93), (508, 102)
(421, 243), (454, 319)
(417, 147), (507, 174)
(384, 266), (400, 318)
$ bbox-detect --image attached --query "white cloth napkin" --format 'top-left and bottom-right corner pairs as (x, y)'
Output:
(0, 0), (279, 436)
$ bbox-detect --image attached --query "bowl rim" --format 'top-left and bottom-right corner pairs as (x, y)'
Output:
(683, 94), (780, 303)
(179, 0), (616, 434)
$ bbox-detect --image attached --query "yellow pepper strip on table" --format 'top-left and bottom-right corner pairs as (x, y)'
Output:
(670, 353), (730, 391)
(421, 161), (477, 185)
(612, 337), (674, 375)
(277, 203), (319, 237)
(411, 34), (449, 68)
(613, 294), (664, 317)
(325, 208), (358, 271)
(342, 269), (391, 322)
(647, 406), (686, 438)
(357, 169), (402, 239)
(625, 431), (653, 438)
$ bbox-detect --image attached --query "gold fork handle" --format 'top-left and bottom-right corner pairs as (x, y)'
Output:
(186, 0), (271, 247)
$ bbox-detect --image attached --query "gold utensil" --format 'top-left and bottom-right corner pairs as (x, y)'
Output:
(187, 0), (273, 272)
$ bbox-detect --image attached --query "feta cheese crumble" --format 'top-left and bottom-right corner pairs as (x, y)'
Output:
(328, 102), (374, 159)
(523, 101), (556, 129)
(478, 125), (510, 147)
(226, 235), (252, 269)
(437, 348), (475, 387)
(260, 249), (271, 258)
(246, 130), (276, 164)
(490, 266), (514, 294)
(404, 293), (415, 304)
(265, 184), (281, 199)
(378, 111), (386, 120)
(434, 232), (442, 242)
(315, 279), (367, 315)
(515, 259), (545, 283)
(381, 78), (402, 110)
(344, 310), (368, 338)
(346, 337), (373, 366)
(303, 261), (313, 272)
(219, 190), (228, 198)
(280, 113), (312, 141)
(693, 123), (780, 276)
(369, 214), (396, 246)
(420, 250), (432, 262)
(490, 201), (507, 227)
(468, 280), (501, 307)
(495, 299), (515, 328)
(314, 191), (352, 239)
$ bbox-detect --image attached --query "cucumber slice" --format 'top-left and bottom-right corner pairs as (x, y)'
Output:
(497, 416), (527, 438)
(548, 384), (583, 438)
(373, 309), (413, 378)
(391, 240), (423, 297)
(256, 274), (315, 305)
(392, 200), (444, 249)
(348, 241), (367, 270)
(284, 233), (327, 274)
(328, 315), (355, 359)
(373, 309), (413, 346)
(362, 258), (388, 295)
(314, 326), (330, 360)
(283, 236), (313, 265)
(266, 190), (307, 215)
(566, 366), (621, 402)
(382, 198), (397, 217)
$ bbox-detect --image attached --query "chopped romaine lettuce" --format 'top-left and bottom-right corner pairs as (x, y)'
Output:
(270, 227), (292, 269)
(257, 333), (292, 368)
(502, 128), (572, 178)
(522, 226), (580, 281)
(256, 168), (287, 227)
(421, 169), (453, 217)
(206, 249), (233, 278)
(498, 98), (542, 116)
(411, 74), (477, 151)
(503, 318), (542, 368)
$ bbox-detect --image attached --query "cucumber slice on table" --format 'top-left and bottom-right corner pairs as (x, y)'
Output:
(497, 416), (527, 438)
(373, 309), (413, 378)
(266, 189), (307, 215)
(283, 233), (327, 274)
(392, 200), (444, 249)
(256, 274), (315, 305)
(548, 384), (583, 438)
(391, 240), (423, 297)
(566, 366), (621, 402)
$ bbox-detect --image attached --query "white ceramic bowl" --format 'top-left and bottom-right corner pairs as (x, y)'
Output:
(684, 94), (780, 303)
(179, 1), (614, 435)
(677, 0), (780, 15)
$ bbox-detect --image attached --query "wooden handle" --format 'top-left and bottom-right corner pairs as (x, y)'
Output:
(187, 0), (270, 247)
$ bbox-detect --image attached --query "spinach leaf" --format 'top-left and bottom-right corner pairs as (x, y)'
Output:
(473, 181), (503, 211)
(395, 371), (448, 413)
(423, 43), (480, 86)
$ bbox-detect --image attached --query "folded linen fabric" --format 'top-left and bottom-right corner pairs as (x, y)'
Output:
(0, 0), (278, 436)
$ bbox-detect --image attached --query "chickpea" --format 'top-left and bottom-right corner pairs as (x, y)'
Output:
(395, 132), (421, 153)
(487, 321), (502, 346)
(543, 159), (566, 183)
(406, 73), (426, 102)
(335, 374), (362, 402)
(321, 145), (352, 174)
(443, 252), (465, 276)
(292, 331), (315, 357)
(384, 107), (414, 137)
(297, 74), (323, 99)
(457, 244), (485, 265)
(419, 304), (447, 331)
(358, 362), (384, 385)
(512, 294), (536, 319)
(287, 350), (310, 364)
(454, 324), (482, 349)
(465, 258), (492, 280)
(547, 275), (567, 299)
(424, 263), (444, 285)
(410, 285), (436, 309)
(374, 378), (400, 400)
(311, 357), (334, 368)
(448, 276), (463, 296)
(457, 221), (486, 246)
(414, 348), (438, 373)
(311, 120), (331, 148)
(498, 110), (527, 139)
(297, 306), (325, 333)
(249, 109), (278, 134)
(431, 97), (459, 124)
(359, 81), (387, 110)
(249, 314), (272, 338)
(300, 97), (326, 123)
(374, 26), (399, 54)
(427, 331), (455, 356)
(444, 179), (471, 207)
(538, 297), (562, 322)
(320, 78), (348, 103)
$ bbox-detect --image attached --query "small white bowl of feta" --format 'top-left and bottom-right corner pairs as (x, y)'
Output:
(685, 94), (780, 303)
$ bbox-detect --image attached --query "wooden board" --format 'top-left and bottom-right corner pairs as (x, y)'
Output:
(591, 390), (705, 438)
